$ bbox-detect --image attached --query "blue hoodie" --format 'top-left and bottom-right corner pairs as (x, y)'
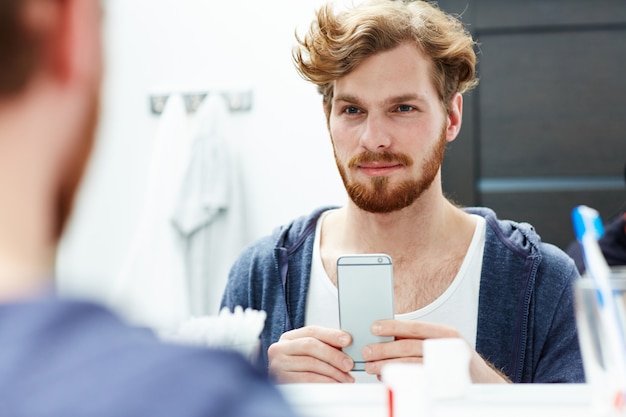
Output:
(222, 206), (585, 383)
(0, 296), (296, 417)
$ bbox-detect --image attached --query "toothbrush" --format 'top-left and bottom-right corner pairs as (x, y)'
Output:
(573, 205), (626, 409)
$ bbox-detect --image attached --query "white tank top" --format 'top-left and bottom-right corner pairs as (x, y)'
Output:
(304, 210), (486, 348)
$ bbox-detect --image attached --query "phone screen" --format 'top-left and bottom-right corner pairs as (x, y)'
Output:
(337, 254), (395, 371)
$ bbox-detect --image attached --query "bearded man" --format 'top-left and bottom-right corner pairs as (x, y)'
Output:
(221, 0), (584, 385)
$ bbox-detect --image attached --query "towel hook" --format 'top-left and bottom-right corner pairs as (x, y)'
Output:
(149, 90), (253, 115)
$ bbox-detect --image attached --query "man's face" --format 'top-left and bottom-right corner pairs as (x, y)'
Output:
(328, 42), (455, 213)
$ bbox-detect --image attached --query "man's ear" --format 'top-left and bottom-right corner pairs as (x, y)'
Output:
(323, 102), (331, 130)
(445, 93), (463, 143)
(65, 0), (103, 87)
(21, 0), (70, 82)
(26, 0), (101, 86)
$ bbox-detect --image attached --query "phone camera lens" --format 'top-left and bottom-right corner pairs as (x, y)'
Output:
(377, 257), (383, 263)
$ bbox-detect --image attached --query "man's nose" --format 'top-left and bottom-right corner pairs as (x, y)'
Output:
(359, 113), (392, 151)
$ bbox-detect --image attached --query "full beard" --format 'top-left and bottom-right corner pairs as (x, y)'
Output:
(54, 93), (99, 240)
(335, 125), (447, 214)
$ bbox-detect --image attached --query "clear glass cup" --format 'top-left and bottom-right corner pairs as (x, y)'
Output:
(575, 266), (626, 416)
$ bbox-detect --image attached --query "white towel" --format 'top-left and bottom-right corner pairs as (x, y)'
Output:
(171, 94), (248, 316)
(110, 94), (192, 332)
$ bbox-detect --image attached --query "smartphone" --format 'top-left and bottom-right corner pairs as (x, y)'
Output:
(337, 254), (395, 371)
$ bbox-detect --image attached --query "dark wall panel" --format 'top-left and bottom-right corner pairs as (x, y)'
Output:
(479, 29), (626, 178)
(437, 0), (626, 250)
(482, 190), (625, 250)
(474, 0), (626, 29)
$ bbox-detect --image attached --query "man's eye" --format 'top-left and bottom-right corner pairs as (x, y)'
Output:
(396, 104), (414, 112)
(344, 106), (361, 114)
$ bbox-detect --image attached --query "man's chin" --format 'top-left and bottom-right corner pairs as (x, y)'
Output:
(348, 190), (415, 214)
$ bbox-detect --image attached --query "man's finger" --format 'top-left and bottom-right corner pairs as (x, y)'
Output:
(280, 325), (352, 348)
(372, 319), (459, 339)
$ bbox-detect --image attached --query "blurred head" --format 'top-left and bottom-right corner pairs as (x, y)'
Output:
(0, 0), (103, 239)
(293, 0), (478, 122)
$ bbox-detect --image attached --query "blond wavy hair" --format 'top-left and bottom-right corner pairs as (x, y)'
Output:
(293, 0), (478, 120)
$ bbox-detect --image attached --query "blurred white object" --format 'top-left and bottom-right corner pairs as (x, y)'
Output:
(109, 94), (192, 332)
(381, 363), (431, 417)
(423, 338), (471, 399)
(163, 306), (266, 361)
(575, 268), (626, 415)
(172, 94), (248, 317)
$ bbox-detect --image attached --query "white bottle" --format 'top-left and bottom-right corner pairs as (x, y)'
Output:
(423, 337), (471, 400)
(381, 363), (431, 417)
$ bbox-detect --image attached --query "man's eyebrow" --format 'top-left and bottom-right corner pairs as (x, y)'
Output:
(385, 93), (428, 104)
(333, 94), (361, 105)
(333, 93), (428, 105)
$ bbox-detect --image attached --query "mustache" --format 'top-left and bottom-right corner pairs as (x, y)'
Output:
(347, 151), (414, 169)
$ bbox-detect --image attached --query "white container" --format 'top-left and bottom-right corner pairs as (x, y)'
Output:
(381, 363), (431, 417)
(423, 337), (471, 399)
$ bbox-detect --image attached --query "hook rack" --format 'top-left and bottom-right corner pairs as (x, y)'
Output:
(149, 90), (253, 115)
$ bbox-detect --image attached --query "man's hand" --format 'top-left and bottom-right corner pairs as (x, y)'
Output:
(268, 325), (356, 383)
(361, 319), (511, 383)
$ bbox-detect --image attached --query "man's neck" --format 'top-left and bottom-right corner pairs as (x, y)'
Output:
(0, 94), (59, 302)
(324, 195), (472, 259)
(0, 181), (56, 301)
(0, 186), (56, 301)
(0, 251), (54, 302)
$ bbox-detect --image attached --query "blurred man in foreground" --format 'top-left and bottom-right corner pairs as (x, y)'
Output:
(0, 1), (296, 415)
